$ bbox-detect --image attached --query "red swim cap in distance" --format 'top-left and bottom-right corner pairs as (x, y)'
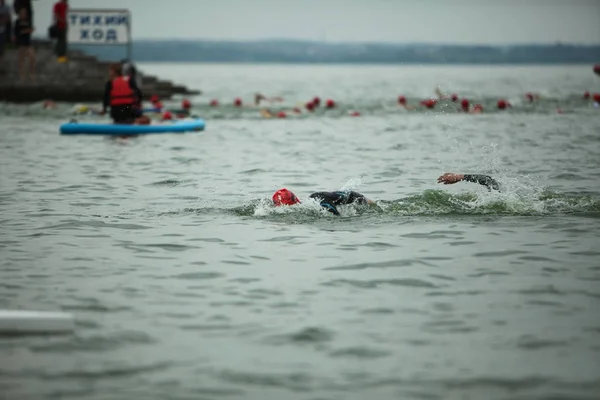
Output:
(272, 188), (300, 206)
(182, 99), (191, 109)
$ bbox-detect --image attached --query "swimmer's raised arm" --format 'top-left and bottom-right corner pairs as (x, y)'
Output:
(437, 173), (500, 191)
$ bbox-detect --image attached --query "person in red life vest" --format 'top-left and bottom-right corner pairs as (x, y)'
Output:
(52, 0), (68, 62)
(325, 99), (336, 109)
(305, 101), (315, 112)
(451, 94), (459, 103)
(101, 63), (148, 124)
(233, 97), (242, 107)
(459, 98), (470, 112)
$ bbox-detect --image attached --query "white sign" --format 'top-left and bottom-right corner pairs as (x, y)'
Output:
(67, 9), (131, 45)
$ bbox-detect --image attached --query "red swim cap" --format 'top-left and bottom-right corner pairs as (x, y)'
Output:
(461, 98), (469, 111)
(150, 94), (159, 103)
(209, 99), (219, 107)
(451, 93), (458, 102)
(420, 99), (436, 109)
(234, 98), (242, 107)
(313, 97), (321, 106)
(277, 111), (287, 118)
(497, 99), (507, 109)
(272, 188), (300, 206)
(398, 95), (407, 105)
(306, 101), (315, 111)
(182, 99), (191, 109)
(162, 111), (173, 120)
(325, 99), (336, 109)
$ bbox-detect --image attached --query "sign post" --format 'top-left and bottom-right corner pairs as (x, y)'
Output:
(67, 9), (132, 60)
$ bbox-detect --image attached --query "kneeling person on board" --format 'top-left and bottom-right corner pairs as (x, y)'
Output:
(101, 63), (149, 125)
(272, 173), (500, 216)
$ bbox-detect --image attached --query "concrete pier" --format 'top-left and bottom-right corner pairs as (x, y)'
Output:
(0, 40), (200, 103)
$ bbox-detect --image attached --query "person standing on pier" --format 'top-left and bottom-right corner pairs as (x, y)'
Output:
(0, 0), (11, 73)
(14, 7), (35, 82)
(52, 0), (67, 62)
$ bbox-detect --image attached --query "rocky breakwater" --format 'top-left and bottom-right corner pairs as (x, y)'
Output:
(0, 40), (200, 103)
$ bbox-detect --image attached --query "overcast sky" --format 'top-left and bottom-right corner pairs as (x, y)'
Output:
(29, 0), (600, 44)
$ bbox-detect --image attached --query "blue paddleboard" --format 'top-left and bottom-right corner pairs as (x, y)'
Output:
(60, 118), (206, 135)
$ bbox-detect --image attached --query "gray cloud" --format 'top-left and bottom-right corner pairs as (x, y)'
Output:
(31, 0), (600, 44)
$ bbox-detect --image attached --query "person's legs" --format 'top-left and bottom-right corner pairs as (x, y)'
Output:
(0, 31), (5, 72)
(110, 105), (135, 124)
(27, 45), (35, 81)
(18, 46), (26, 82)
(56, 29), (67, 59)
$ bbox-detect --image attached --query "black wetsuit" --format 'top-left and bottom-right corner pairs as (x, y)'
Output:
(14, 17), (31, 47)
(309, 191), (368, 216)
(462, 174), (500, 191)
(309, 175), (499, 216)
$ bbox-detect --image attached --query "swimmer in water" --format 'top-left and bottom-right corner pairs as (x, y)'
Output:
(435, 86), (450, 100)
(272, 173), (499, 215)
(255, 93), (284, 106)
(272, 188), (375, 216)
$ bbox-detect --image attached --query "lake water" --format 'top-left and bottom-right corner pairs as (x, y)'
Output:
(1, 64), (599, 400)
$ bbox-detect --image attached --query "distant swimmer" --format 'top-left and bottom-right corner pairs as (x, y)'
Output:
(435, 86), (450, 100)
(398, 96), (416, 110)
(101, 63), (149, 125)
(420, 99), (437, 109)
(168, 99), (192, 118)
(593, 64), (600, 76)
(43, 100), (57, 109)
(525, 92), (540, 102)
(497, 99), (511, 110)
(255, 93), (284, 106)
(259, 108), (290, 119)
(272, 174), (499, 215)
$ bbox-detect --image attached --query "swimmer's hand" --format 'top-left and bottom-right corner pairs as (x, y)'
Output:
(437, 173), (465, 185)
(366, 198), (384, 212)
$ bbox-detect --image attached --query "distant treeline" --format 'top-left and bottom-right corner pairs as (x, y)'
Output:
(73, 40), (600, 64)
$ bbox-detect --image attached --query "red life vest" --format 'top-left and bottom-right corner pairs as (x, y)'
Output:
(110, 77), (135, 106)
